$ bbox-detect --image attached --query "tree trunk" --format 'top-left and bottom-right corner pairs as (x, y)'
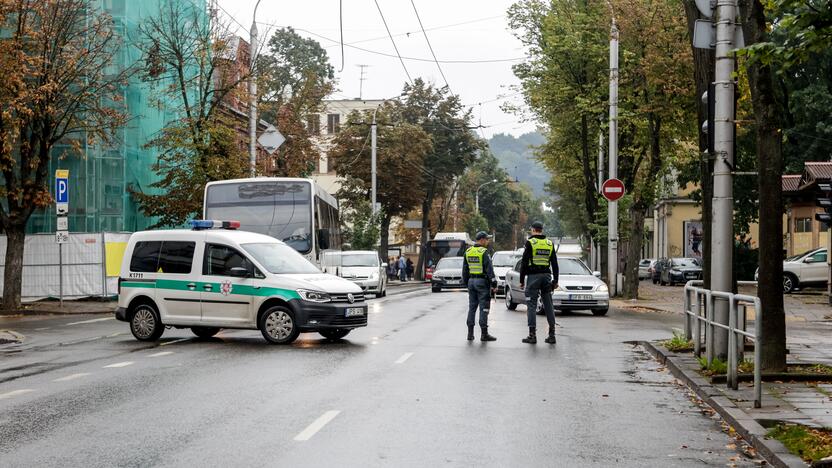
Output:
(740, 0), (786, 372)
(2, 225), (25, 314)
(623, 206), (646, 299)
(415, 183), (435, 281)
(378, 212), (392, 263)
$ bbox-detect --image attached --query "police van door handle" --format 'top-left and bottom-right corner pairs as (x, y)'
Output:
(187, 283), (196, 290)
(203, 284), (213, 291)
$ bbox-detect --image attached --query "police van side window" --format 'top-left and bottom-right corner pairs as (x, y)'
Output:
(130, 241), (162, 272)
(158, 242), (196, 274)
(203, 244), (259, 277)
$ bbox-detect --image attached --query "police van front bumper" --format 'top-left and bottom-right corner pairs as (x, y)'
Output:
(290, 299), (368, 331)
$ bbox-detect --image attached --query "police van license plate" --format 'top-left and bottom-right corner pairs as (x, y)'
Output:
(570, 294), (593, 301)
(345, 307), (365, 317)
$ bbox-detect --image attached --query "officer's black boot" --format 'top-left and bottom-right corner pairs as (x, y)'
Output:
(545, 326), (557, 344)
(522, 327), (537, 344)
(481, 327), (497, 342)
(467, 326), (475, 341)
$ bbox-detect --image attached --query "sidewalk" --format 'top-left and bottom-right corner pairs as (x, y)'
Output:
(2, 298), (116, 316)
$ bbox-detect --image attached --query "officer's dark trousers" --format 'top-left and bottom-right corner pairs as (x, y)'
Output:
(466, 278), (490, 328)
(525, 273), (555, 328)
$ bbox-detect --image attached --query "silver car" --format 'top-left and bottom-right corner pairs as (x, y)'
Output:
(492, 250), (523, 297)
(505, 257), (610, 316)
(322, 251), (387, 297)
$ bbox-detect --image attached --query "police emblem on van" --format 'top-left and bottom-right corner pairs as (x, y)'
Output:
(220, 281), (233, 296)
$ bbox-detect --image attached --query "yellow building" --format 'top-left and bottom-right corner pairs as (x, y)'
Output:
(783, 162), (831, 256)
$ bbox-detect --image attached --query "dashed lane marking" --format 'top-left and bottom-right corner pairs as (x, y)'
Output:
(394, 352), (414, 364)
(160, 338), (192, 347)
(66, 317), (114, 326)
(0, 389), (35, 400)
(53, 373), (91, 382)
(294, 410), (341, 441)
(103, 361), (134, 368)
(148, 351), (173, 357)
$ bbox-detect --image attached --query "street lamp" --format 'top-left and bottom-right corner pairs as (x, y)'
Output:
(370, 92), (407, 216)
(475, 179), (499, 214)
(248, 0), (263, 177)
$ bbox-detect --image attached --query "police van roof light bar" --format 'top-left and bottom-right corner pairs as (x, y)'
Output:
(189, 220), (241, 230)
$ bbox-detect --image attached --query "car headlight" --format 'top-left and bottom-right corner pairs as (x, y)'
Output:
(297, 289), (331, 303)
(597, 284), (609, 292)
(369, 271), (378, 280)
(554, 284), (565, 291)
(671, 269), (681, 274)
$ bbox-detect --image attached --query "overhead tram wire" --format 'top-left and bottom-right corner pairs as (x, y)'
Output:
(323, 14), (505, 49)
(373, 0), (413, 84)
(409, 0), (451, 93)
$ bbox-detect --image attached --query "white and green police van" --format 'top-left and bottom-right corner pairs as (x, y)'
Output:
(115, 220), (367, 344)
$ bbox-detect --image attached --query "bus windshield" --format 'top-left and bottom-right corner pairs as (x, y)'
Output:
(205, 181), (312, 253)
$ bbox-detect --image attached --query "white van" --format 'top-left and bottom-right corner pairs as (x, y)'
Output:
(321, 251), (387, 297)
(115, 221), (367, 344)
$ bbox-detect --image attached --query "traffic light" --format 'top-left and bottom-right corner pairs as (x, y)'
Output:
(700, 82), (716, 154)
(816, 183), (832, 225)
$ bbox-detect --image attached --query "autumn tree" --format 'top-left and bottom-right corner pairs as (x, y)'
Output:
(0, 0), (128, 312)
(329, 104), (432, 260)
(131, 0), (253, 227)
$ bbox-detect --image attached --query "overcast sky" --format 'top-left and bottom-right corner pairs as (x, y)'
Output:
(215, 0), (537, 138)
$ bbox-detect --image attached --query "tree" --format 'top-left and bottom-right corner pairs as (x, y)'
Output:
(341, 200), (382, 251)
(0, 0), (128, 312)
(131, 0), (252, 227)
(329, 105), (432, 260)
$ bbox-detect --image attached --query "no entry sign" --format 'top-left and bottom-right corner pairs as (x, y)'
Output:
(601, 178), (625, 202)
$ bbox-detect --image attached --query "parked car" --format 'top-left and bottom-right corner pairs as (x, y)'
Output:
(504, 257), (609, 316)
(322, 251), (387, 297)
(638, 258), (654, 280)
(756, 247), (827, 293)
(659, 257), (702, 286)
(492, 250), (523, 297)
(431, 257), (466, 292)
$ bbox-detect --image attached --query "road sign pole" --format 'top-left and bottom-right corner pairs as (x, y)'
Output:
(608, 20), (620, 296)
(59, 242), (63, 308)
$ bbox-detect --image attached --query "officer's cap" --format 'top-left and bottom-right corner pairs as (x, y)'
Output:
(475, 231), (492, 240)
(530, 221), (544, 230)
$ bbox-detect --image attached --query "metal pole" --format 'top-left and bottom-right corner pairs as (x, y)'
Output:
(248, 0), (263, 177)
(476, 191), (479, 214)
(753, 297), (762, 408)
(59, 242), (63, 308)
(371, 115), (377, 216)
(711, 0), (737, 360)
(607, 20), (619, 296)
(728, 296), (738, 390)
(595, 127), (604, 272)
(101, 231), (107, 297)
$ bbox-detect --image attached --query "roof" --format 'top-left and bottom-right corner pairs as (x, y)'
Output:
(130, 229), (282, 246)
(798, 162), (832, 190)
(782, 174), (801, 193)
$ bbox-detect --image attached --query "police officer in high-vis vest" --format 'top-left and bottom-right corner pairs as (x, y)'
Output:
(462, 231), (498, 342)
(519, 221), (559, 344)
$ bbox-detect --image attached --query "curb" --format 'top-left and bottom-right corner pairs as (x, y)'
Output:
(640, 340), (807, 468)
(0, 329), (24, 344)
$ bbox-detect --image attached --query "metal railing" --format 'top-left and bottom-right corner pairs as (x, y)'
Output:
(683, 280), (762, 408)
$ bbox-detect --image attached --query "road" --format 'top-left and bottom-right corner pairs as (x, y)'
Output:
(0, 288), (762, 466)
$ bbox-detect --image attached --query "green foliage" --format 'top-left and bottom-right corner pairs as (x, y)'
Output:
(767, 424), (832, 463)
(697, 356), (728, 375)
(662, 331), (694, 353)
(342, 200), (381, 251)
(463, 212), (489, 238)
(488, 132), (548, 197)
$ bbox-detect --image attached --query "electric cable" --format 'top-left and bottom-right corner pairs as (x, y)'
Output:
(373, 0), (413, 84)
(409, 0), (451, 93)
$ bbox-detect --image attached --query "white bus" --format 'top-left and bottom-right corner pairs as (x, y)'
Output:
(203, 178), (341, 265)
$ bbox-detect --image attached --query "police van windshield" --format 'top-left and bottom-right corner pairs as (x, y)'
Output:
(205, 182), (312, 253)
(242, 243), (320, 274)
(341, 253), (379, 267)
(492, 252), (518, 267)
(557, 258), (592, 275)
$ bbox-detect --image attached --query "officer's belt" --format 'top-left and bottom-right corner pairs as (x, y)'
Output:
(468, 274), (488, 279)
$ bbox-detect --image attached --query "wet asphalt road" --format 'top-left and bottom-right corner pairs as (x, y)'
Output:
(0, 288), (763, 467)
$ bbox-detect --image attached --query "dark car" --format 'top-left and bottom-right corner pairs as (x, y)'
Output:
(659, 257), (702, 286)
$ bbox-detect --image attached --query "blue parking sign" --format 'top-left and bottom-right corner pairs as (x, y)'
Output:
(55, 169), (69, 204)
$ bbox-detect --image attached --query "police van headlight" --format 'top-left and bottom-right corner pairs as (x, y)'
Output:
(369, 271), (378, 280)
(297, 289), (331, 303)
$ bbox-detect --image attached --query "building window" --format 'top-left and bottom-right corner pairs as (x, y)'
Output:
(307, 114), (320, 135)
(795, 217), (812, 233)
(327, 113), (340, 134)
(821, 221), (829, 232)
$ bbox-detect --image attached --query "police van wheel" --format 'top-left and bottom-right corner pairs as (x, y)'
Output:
(319, 329), (351, 341)
(259, 306), (300, 344)
(130, 303), (164, 342)
(191, 327), (220, 339)
(505, 292), (518, 310)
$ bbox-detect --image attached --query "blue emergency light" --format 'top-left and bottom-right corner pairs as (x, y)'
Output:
(189, 220), (241, 230)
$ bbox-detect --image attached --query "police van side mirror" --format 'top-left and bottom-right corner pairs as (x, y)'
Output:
(229, 267), (250, 278)
(317, 228), (331, 250)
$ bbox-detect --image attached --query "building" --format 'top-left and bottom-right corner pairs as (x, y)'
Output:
(783, 162), (832, 256)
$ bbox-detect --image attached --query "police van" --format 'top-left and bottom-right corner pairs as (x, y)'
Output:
(115, 220), (367, 344)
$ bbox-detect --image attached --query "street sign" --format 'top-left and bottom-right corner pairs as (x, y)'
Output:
(56, 231), (69, 244)
(695, 0), (713, 18)
(55, 169), (69, 215)
(257, 125), (285, 155)
(601, 178), (625, 202)
(693, 20), (745, 50)
(56, 216), (68, 231)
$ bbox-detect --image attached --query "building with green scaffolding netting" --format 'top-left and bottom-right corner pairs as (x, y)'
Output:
(26, 0), (207, 234)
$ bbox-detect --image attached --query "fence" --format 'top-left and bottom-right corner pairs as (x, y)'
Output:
(683, 280), (763, 408)
(0, 232), (131, 302)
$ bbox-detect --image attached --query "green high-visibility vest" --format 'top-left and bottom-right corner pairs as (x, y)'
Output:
(465, 246), (487, 275)
(529, 238), (554, 266)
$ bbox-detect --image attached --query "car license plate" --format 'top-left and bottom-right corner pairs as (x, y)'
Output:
(345, 307), (365, 317)
(447, 280), (459, 285)
(570, 294), (593, 300)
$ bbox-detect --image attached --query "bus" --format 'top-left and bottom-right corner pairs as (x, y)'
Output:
(203, 178), (341, 265)
(423, 232), (474, 279)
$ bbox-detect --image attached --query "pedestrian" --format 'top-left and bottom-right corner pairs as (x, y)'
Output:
(398, 255), (407, 282)
(518, 221), (559, 344)
(463, 231), (498, 342)
(406, 258), (414, 281)
(387, 257), (396, 280)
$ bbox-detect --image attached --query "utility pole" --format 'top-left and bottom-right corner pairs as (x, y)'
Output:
(249, 0), (263, 178)
(596, 127), (604, 273)
(711, 0), (737, 359)
(371, 113), (378, 216)
(607, 19), (619, 296)
(358, 64), (369, 100)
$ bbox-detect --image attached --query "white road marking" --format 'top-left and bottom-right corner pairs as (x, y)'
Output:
(108, 332), (124, 337)
(0, 389), (34, 400)
(53, 373), (91, 382)
(394, 352), (414, 364)
(66, 317), (114, 326)
(148, 351), (173, 357)
(160, 338), (191, 347)
(34, 327), (50, 331)
(294, 410), (341, 441)
(103, 361), (134, 368)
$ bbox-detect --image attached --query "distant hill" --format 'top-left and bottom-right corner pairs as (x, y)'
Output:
(488, 132), (548, 198)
